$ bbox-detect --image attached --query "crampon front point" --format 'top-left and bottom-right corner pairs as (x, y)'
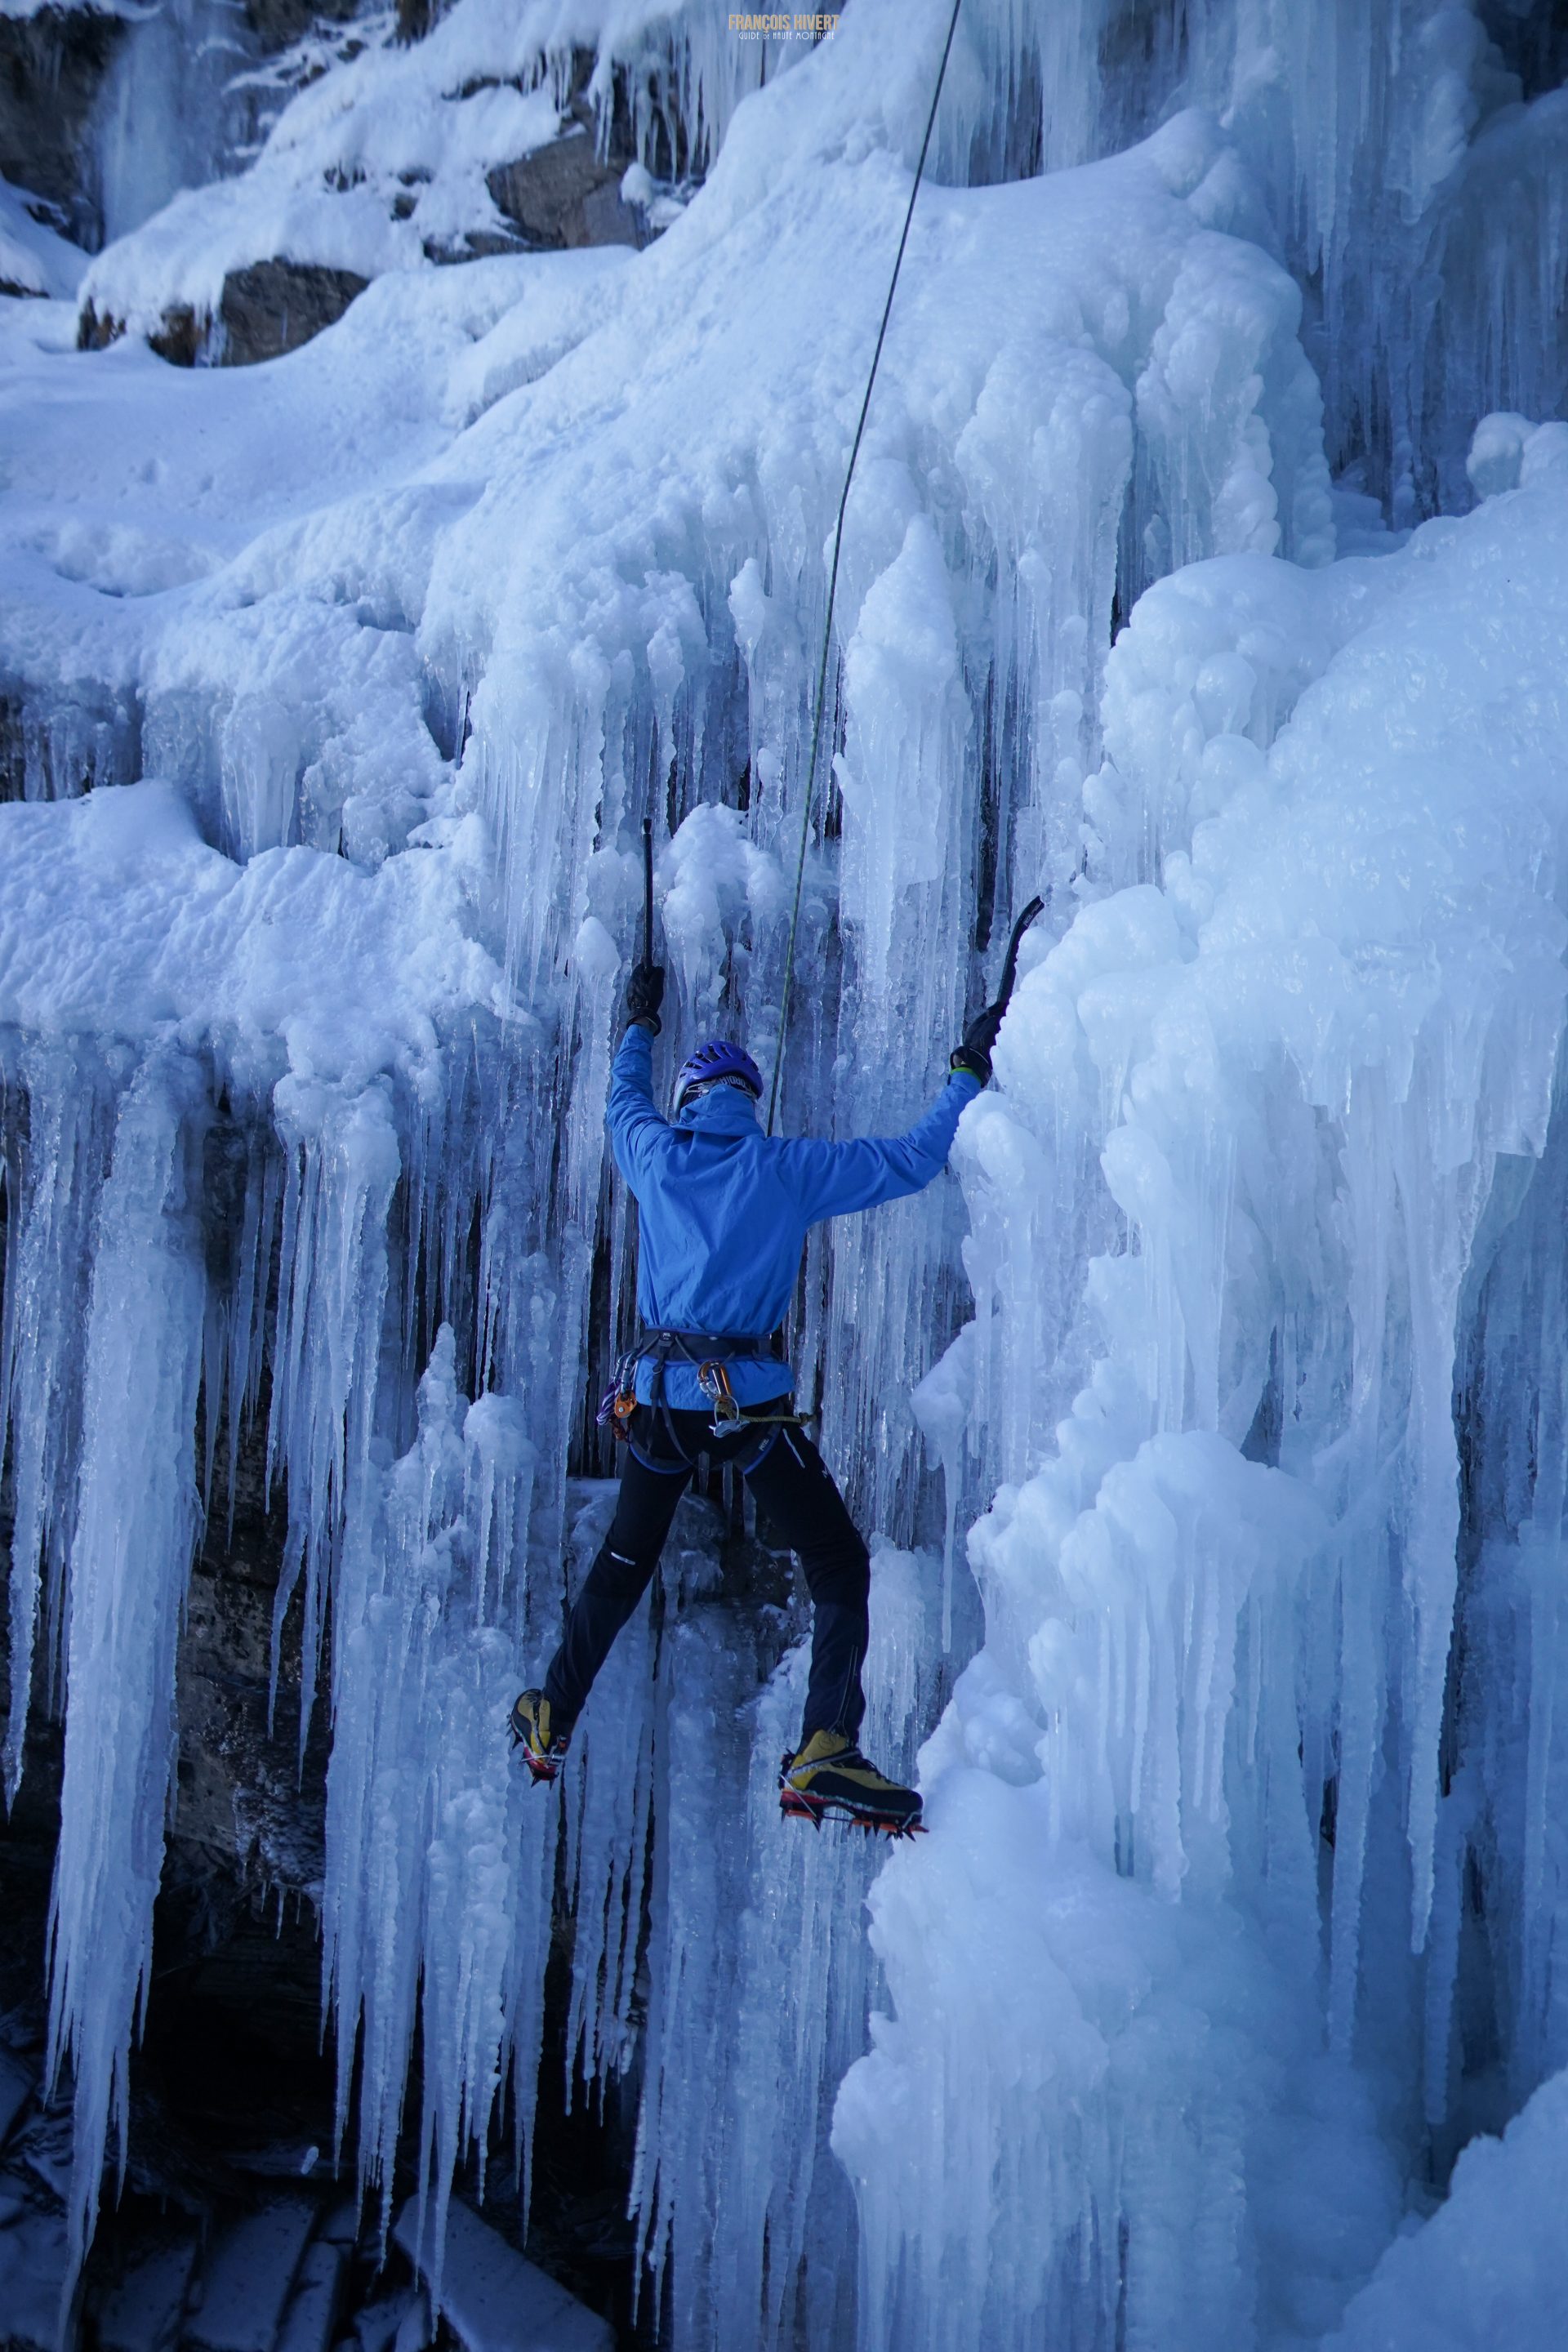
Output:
(778, 1784), (926, 1838)
(510, 1689), (571, 1785)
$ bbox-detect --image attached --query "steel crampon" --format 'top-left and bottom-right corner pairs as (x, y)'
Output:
(777, 1749), (926, 1839)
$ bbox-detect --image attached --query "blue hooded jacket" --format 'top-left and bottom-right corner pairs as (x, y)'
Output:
(608, 1024), (980, 1409)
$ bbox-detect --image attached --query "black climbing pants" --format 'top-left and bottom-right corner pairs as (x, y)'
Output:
(544, 1407), (871, 1747)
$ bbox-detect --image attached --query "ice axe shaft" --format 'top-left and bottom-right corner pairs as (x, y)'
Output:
(996, 894), (1044, 1013)
(642, 817), (655, 967)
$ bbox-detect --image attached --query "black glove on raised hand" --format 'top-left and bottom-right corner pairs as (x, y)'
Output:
(951, 1000), (1004, 1085)
(626, 960), (666, 1033)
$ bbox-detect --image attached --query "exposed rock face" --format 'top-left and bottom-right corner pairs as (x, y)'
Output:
(74, 296), (123, 354)
(215, 257), (371, 362)
(79, 259), (370, 368)
(148, 301), (203, 366)
(243, 0), (361, 51)
(488, 118), (642, 252)
(0, 5), (128, 251)
(394, 0), (434, 41)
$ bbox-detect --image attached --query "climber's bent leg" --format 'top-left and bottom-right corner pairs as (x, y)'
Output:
(543, 1445), (691, 1728)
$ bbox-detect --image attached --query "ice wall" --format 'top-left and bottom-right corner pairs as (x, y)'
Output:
(837, 434), (1568, 2347)
(2, 0), (1567, 2343)
(75, 0), (1568, 527)
(947, 0), (1568, 516)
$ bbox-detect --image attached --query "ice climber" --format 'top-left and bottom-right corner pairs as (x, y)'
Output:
(511, 951), (1006, 1837)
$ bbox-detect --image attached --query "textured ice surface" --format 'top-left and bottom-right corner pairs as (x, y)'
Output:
(837, 430), (1568, 2348)
(627, 1541), (934, 2352)
(1322, 2068), (1568, 2351)
(3, 0), (1568, 2345)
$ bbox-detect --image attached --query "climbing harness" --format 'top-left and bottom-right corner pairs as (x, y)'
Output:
(597, 1326), (817, 1461)
(765, 0), (966, 1136)
(695, 1358), (819, 1435)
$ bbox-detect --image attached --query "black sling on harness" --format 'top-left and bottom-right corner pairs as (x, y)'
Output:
(597, 1326), (817, 1464)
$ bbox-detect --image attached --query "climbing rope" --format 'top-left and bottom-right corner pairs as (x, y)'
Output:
(764, 0), (965, 1135)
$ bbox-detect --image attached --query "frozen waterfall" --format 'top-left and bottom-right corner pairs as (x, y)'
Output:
(3, 0), (1568, 2345)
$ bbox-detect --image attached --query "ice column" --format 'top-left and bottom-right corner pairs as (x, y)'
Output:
(266, 1078), (402, 1743)
(45, 1049), (209, 2283)
(1, 1040), (122, 1802)
(323, 1327), (544, 2286)
(631, 1541), (932, 2352)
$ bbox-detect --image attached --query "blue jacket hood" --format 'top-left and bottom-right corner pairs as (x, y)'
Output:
(674, 1084), (761, 1138)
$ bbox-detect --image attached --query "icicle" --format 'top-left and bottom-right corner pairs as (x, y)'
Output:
(911, 1321), (977, 1650)
(45, 1049), (208, 2291)
(266, 1078), (401, 1744)
(322, 1327), (546, 2298)
(1, 1038), (122, 1802)
(630, 1537), (931, 2350)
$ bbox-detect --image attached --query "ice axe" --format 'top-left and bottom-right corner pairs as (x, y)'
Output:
(642, 815), (655, 968)
(995, 893), (1044, 1017)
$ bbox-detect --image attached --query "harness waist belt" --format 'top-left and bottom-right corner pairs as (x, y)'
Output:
(638, 1328), (782, 1363)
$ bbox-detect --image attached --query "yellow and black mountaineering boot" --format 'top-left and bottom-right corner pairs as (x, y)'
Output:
(779, 1731), (924, 1838)
(510, 1689), (572, 1785)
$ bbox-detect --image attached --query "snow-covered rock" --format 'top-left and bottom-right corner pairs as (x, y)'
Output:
(394, 2198), (612, 2352)
(0, 177), (87, 301)
(97, 2234), (199, 2352)
(274, 2238), (348, 2352)
(74, 0), (755, 361)
(184, 2197), (316, 2352)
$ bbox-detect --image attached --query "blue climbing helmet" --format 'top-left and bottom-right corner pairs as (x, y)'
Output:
(673, 1039), (764, 1116)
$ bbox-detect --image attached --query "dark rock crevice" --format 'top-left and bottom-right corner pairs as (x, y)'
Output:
(0, 1383), (648, 2344)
